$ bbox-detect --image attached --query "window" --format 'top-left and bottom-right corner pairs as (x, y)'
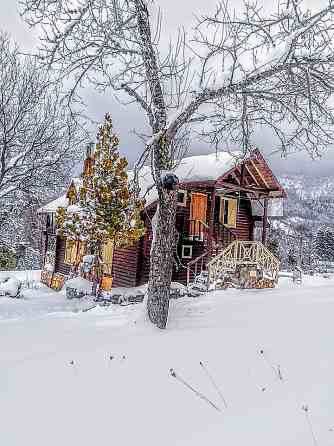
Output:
(46, 213), (55, 233)
(177, 190), (187, 206)
(182, 245), (193, 259)
(219, 197), (237, 228)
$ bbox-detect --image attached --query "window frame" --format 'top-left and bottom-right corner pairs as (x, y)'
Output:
(181, 245), (193, 259)
(177, 189), (187, 207)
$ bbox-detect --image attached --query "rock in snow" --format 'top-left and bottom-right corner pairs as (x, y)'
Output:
(65, 277), (93, 293)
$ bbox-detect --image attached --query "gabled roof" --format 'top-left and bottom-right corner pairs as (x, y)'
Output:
(216, 149), (286, 199)
(38, 149), (285, 213)
(38, 194), (68, 213)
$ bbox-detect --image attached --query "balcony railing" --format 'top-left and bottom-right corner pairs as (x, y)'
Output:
(207, 240), (280, 286)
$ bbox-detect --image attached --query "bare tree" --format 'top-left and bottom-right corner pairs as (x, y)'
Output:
(0, 32), (86, 262)
(0, 32), (85, 203)
(21, 0), (334, 327)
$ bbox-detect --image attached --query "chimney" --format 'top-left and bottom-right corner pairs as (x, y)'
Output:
(86, 142), (95, 159)
(83, 142), (95, 181)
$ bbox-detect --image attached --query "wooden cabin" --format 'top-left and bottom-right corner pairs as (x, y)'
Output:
(38, 149), (285, 290)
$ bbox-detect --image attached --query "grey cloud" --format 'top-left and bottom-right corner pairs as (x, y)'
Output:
(1, 0), (333, 176)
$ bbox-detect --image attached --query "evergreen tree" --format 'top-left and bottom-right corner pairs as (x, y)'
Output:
(56, 114), (145, 255)
(267, 238), (280, 260)
(287, 250), (297, 270)
(315, 227), (334, 262)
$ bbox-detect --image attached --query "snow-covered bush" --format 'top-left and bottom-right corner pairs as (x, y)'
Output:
(0, 275), (21, 297)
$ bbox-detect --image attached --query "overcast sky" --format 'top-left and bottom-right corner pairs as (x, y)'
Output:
(1, 0), (334, 176)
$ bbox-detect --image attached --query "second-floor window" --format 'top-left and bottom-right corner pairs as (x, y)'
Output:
(46, 213), (56, 233)
(219, 197), (237, 228)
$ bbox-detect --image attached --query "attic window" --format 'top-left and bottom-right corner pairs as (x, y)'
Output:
(182, 245), (193, 259)
(177, 190), (187, 206)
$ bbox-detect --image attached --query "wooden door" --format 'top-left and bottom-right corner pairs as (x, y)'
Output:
(190, 193), (208, 236)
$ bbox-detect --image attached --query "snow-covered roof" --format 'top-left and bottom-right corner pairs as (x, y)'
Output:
(129, 151), (239, 206)
(38, 151), (282, 213)
(38, 194), (69, 214)
(38, 177), (83, 214)
(41, 151), (239, 213)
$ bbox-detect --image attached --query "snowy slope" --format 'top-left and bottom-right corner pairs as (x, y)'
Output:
(1, 276), (334, 446)
(272, 173), (334, 235)
(280, 174), (334, 201)
(279, 173), (334, 226)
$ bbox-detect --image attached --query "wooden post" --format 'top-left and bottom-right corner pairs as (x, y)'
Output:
(262, 198), (268, 245)
(43, 227), (48, 267)
(207, 186), (216, 259)
(240, 162), (245, 186)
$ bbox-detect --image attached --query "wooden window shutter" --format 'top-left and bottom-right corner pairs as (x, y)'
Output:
(64, 239), (78, 265)
(76, 241), (86, 264)
(219, 197), (225, 225)
(70, 241), (79, 264)
(219, 197), (237, 228)
(102, 239), (114, 275)
(227, 199), (237, 228)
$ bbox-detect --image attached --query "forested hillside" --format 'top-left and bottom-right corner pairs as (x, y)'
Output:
(270, 174), (334, 270)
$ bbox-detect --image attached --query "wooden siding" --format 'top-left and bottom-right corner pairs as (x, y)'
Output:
(54, 236), (71, 276)
(53, 235), (141, 287)
(138, 206), (157, 285)
(112, 242), (141, 287)
(136, 186), (254, 286)
(51, 189), (254, 287)
(235, 198), (252, 240)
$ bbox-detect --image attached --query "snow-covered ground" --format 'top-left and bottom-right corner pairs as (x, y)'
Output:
(1, 274), (334, 446)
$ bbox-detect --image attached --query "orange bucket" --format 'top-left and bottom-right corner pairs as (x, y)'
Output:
(100, 275), (113, 291)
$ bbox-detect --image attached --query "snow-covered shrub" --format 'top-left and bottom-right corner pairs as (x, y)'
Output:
(0, 276), (21, 297)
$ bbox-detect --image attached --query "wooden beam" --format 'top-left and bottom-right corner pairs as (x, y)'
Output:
(250, 159), (270, 189)
(217, 182), (269, 196)
(262, 198), (268, 245)
(230, 171), (240, 185)
(207, 186), (216, 259)
(244, 162), (260, 187)
(240, 163), (245, 187)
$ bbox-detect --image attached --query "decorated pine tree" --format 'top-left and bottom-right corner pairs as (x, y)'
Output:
(56, 114), (145, 256)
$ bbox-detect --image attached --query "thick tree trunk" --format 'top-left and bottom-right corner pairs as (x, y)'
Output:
(147, 189), (177, 329)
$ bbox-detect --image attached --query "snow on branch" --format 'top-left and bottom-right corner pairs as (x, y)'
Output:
(21, 0), (334, 163)
(0, 32), (85, 202)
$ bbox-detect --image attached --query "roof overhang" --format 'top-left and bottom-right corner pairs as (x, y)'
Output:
(215, 149), (286, 199)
